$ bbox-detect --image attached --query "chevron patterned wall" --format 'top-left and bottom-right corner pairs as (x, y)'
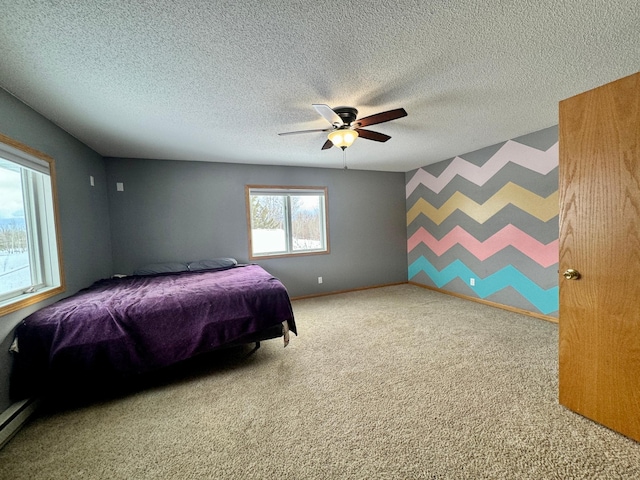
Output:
(406, 126), (559, 317)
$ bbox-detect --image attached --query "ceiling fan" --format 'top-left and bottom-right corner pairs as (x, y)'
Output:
(278, 104), (408, 150)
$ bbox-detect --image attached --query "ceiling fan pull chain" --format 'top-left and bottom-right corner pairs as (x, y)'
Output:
(343, 149), (348, 170)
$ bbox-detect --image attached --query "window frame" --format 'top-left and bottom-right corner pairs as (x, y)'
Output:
(0, 133), (65, 316)
(245, 185), (330, 260)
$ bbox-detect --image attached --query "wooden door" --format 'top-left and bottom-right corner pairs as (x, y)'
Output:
(558, 72), (640, 442)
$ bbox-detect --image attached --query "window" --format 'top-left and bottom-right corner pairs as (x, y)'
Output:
(0, 133), (64, 316)
(246, 186), (329, 259)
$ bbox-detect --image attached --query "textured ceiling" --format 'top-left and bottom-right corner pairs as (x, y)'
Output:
(0, 1), (638, 172)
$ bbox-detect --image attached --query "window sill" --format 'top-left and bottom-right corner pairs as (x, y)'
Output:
(0, 285), (65, 317)
(249, 249), (330, 261)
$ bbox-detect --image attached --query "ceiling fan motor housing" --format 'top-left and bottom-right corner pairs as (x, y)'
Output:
(333, 107), (358, 126)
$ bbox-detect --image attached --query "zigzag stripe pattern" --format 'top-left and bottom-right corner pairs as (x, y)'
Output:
(406, 135), (559, 316)
(407, 225), (559, 267)
(406, 140), (558, 197)
(408, 256), (558, 314)
(406, 182), (559, 226)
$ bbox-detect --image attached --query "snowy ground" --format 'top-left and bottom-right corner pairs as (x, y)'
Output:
(252, 229), (321, 254)
(0, 251), (30, 293)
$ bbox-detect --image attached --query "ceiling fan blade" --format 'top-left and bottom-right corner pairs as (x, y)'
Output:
(356, 129), (391, 142)
(278, 128), (332, 136)
(321, 139), (334, 150)
(355, 108), (407, 128)
(313, 104), (344, 126)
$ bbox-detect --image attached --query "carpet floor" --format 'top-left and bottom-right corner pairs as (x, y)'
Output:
(1, 284), (639, 479)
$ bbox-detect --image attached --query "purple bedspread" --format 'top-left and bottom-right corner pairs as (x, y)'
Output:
(11, 264), (295, 397)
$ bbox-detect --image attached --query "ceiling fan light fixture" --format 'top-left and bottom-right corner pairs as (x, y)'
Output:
(328, 128), (358, 149)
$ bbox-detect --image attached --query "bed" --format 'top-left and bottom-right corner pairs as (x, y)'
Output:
(10, 262), (296, 399)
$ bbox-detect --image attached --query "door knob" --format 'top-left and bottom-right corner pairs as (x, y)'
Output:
(563, 269), (581, 280)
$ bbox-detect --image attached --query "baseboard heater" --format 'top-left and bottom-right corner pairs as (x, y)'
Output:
(0, 398), (40, 449)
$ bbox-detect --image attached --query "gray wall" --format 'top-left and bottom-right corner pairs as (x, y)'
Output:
(106, 158), (408, 297)
(0, 89), (113, 409)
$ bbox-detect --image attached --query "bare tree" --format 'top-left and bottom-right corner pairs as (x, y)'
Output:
(0, 224), (27, 254)
(250, 196), (283, 229)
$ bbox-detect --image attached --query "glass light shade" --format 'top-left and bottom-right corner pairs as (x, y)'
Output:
(328, 128), (359, 149)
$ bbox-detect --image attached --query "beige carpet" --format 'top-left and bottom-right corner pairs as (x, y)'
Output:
(1, 284), (639, 479)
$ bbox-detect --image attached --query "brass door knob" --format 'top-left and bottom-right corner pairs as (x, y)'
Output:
(563, 269), (581, 280)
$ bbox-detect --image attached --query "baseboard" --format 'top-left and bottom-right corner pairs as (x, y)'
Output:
(408, 282), (558, 324)
(290, 281), (408, 301)
(0, 398), (40, 449)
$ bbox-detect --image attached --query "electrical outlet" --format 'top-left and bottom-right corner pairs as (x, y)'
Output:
(318, 276), (323, 284)
(470, 278), (475, 286)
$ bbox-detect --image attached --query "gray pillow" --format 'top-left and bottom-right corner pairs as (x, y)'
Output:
(133, 262), (189, 276)
(188, 258), (237, 271)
